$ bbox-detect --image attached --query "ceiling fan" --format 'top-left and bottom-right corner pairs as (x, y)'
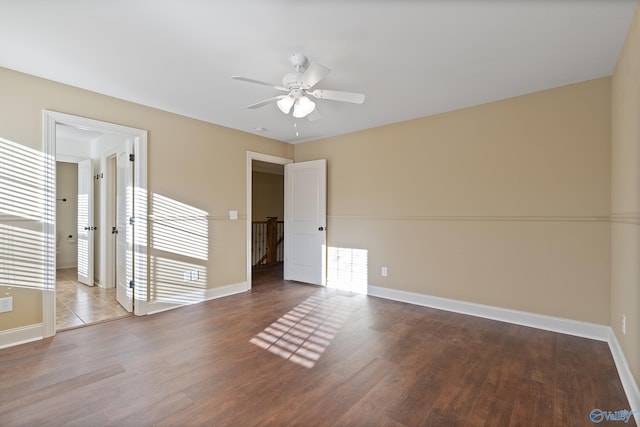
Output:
(232, 53), (365, 121)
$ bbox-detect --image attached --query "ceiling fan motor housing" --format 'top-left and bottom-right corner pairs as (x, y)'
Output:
(282, 72), (306, 91)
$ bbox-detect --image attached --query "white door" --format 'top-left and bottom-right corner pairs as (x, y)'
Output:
(115, 143), (133, 312)
(284, 159), (327, 285)
(77, 159), (94, 286)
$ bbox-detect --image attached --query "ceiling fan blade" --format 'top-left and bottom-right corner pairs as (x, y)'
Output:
(307, 89), (365, 104)
(306, 108), (322, 122)
(232, 76), (287, 91)
(246, 95), (287, 109)
(299, 63), (330, 89)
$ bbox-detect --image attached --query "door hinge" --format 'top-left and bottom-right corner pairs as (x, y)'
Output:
(129, 217), (135, 225)
(129, 280), (135, 289)
(129, 153), (135, 162)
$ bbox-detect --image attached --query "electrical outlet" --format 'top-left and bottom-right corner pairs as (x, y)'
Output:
(183, 271), (191, 282)
(381, 266), (388, 277)
(0, 296), (13, 313)
(622, 314), (626, 335)
(191, 270), (199, 281)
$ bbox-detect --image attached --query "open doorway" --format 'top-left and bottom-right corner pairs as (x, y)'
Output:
(246, 152), (328, 288)
(55, 125), (131, 329)
(246, 152), (292, 288)
(43, 110), (148, 338)
(251, 160), (285, 285)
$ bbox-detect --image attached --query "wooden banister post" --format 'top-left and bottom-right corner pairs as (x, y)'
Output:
(266, 217), (278, 264)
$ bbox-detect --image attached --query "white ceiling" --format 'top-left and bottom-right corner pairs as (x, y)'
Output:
(56, 124), (104, 144)
(1, 1), (637, 144)
(55, 124), (103, 161)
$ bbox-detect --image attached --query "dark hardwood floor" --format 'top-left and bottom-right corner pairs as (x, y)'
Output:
(0, 264), (631, 426)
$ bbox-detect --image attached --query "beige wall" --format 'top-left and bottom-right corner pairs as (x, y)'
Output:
(0, 67), (292, 331)
(295, 78), (611, 325)
(252, 171), (284, 222)
(55, 162), (78, 269)
(611, 4), (640, 386)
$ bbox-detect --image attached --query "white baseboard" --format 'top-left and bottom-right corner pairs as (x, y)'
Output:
(367, 285), (610, 341)
(205, 281), (251, 300)
(609, 330), (640, 425)
(146, 281), (249, 315)
(0, 324), (43, 349)
(367, 285), (640, 420)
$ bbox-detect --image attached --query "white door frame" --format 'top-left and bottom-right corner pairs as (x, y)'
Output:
(43, 110), (148, 337)
(246, 151), (292, 288)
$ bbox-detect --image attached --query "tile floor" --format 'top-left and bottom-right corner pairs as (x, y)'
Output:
(56, 268), (130, 330)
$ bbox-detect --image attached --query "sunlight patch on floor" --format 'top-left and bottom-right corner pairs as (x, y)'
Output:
(250, 292), (358, 368)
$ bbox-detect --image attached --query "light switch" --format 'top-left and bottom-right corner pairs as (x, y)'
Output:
(229, 210), (238, 220)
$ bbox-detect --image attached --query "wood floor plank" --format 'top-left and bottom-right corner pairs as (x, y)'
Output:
(332, 371), (410, 426)
(0, 364), (126, 426)
(0, 264), (631, 426)
(285, 357), (393, 426)
(466, 352), (521, 425)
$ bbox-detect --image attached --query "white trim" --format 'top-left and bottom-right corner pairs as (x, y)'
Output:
(43, 110), (149, 334)
(42, 290), (55, 338)
(43, 112), (57, 339)
(205, 281), (250, 299)
(146, 281), (250, 315)
(329, 214), (609, 223)
(609, 331), (640, 424)
(131, 133), (148, 316)
(0, 324), (43, 349)
(245, 151), (292, 289)
(367, 285), (610, 341)
(368, 285), (640, 418)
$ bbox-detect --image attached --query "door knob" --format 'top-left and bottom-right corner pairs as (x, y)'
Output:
(318, 226), (325, 231)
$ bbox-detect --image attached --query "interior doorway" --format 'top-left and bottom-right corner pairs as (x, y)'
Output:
(251, 160), (285, 284)
(246, 152), (292, 288)
(55, 126), (131, 329)
(43, 111), (148, 338)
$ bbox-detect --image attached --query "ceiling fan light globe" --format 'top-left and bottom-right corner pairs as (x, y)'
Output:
(292, 96), (316, 118)
(277, 96), (294, 114)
